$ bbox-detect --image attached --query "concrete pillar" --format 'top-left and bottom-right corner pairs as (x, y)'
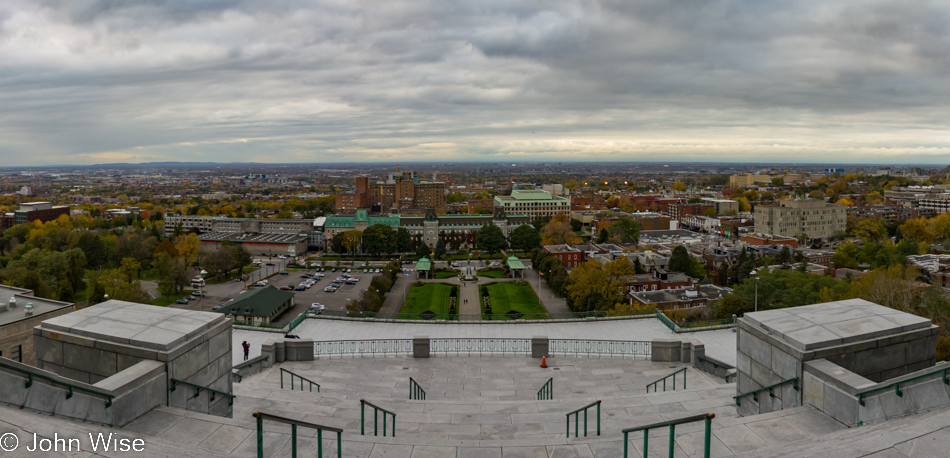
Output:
(651, 339), (682, 362)
(285, 339), (314, 361)
(532, 336), (549, 358)
(681, 341), (692, 363)
(275, 341), (286, 363)
(692, 341), (706, 366)
(261, 341), (276, 368)
(413, 336), (430, 358)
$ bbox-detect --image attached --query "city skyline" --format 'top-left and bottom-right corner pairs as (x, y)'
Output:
(2, 1), (950, 166)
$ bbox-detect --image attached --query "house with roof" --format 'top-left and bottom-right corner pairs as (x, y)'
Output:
(629, 284), (729, 311)
(218, 286), (296, 326)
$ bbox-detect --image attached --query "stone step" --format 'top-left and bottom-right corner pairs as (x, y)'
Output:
(238, 359), (722, 403)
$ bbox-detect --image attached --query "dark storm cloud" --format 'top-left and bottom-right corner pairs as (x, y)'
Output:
(1, 0), (949, 165)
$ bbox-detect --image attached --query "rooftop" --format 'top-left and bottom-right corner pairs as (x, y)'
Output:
(743, 299), (933, 351)
(198, 232), (308, 243)
(543, 244), (581, 253)
(221, 286), (295, 318)
(39, 300), (227, 351)
(0, 285), (73, 327)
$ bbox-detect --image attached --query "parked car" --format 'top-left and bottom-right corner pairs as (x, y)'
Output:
(278, 271), (289, 275)
(192, 290), (205, 296)
(265, 262), (275, 266)
(212, 304), (226, 311)
(279, 286), (293, 291)
(309, 303), (325, 315)
(175, 298), (189, 304)
(295, 286), (307, 291)
(186, 295), (196, 300)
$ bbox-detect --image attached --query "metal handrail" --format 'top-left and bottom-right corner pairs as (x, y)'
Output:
(537, 377), (553, 400)
(409, 377), (426, 400)
(855, 366), (950, 406)
(0, 359), (115, 408)
(170, 378), (236, 406)
(360, 399), (396, 437)
(646, 368), (686, 393)
(566, 400), (601, 438)
(733, 377), (798, 406)
(253, 411), (342, 458)
(280, 368), (321, 392)
(623, 413), (715, 458)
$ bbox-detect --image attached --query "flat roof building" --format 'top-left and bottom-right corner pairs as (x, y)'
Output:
(754, 199), (847, 241)
(494, 189), (571, 220)
(0, 285), (75, 366)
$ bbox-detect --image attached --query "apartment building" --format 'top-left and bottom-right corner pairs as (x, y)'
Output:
(754, 199), (847, 241)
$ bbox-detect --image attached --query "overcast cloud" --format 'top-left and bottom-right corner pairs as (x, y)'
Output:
(1, 0), (949, 166)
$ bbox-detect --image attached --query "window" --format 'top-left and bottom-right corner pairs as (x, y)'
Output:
(11, 345), (21, 363)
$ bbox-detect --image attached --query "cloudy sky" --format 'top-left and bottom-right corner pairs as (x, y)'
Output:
(2, 0), (950, 166)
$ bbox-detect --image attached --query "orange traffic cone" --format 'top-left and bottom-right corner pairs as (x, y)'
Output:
(540, 355), (548, 368)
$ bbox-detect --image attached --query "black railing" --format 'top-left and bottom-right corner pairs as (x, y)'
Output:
(566, 400), (601, 438)
(646, 368), (686, 393)
(280, 368), (320, 392)
(170, 378), (236, 406)
(0, 359), (116, 409)
(360, 399), (396, 437)
(409, 377), (426, 400)
(623, 413), (715, 458)
(733, 377), (798, 406)
(253, 411), (342, 458)
(537, 377), (553, 400)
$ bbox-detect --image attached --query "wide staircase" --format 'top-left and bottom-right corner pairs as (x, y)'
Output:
(114, 356), (852, 457)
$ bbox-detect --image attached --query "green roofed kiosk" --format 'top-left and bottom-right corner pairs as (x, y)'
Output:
(415, 257), (432, 279)
(506, 256), (526, 278)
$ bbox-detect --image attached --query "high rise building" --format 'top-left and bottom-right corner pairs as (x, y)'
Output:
(754, 199), (847, 241)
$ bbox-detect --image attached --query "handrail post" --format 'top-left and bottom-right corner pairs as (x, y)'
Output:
(291, 423), (297, 458)
(623, 431), (628, 458)
(584, 408), (588, 437)
(280, 369), (284, 389)
(597, 401), (601, 436)
(644, 429), (649, 457)
(316, 428), (322, 458)
(668, 424), (675, 458)
(360, 402), (365, 435)
(704, 415), (712, 458)
(256, 415), (264, 458)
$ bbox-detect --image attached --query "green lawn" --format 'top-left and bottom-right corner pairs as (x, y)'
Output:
(482, 282), (546, 320)
(433, 271), (459, 279)
(152, 289), (196, 307)
(139, 269), (159, 281)
(400, 283), (457, 319)
(478, 269), (507, 278)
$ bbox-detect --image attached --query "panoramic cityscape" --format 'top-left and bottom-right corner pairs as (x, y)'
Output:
(3, 1), (950, 457)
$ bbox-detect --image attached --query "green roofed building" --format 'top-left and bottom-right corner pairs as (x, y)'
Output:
(506, 256), (526, 278)
(218, 285), (295, 325)
(415, 257), (432, 279)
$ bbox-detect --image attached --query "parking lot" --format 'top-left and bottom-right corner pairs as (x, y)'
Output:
(267, 267), (381, 314)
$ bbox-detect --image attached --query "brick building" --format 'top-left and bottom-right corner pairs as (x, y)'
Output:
(0, 285), (75, 366)
(543, 244), (586, 268)
(2, 202), (70, 232)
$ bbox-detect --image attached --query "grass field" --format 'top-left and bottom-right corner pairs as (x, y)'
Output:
(478, 269), (507, 278)
(433, 271), (459, 279)
(482, 282), (546, 319)
(401, 283), (457, 318)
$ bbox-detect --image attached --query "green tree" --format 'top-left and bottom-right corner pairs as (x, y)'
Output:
(395, 227), (412, 253)
(668, 246), (692, 274)
(362, 224), (396, 256)
(775, 246), (792, 266)
(609, 218), (641, 242)
(596, 228), (609, 244)
(434, 238), (447, 259)
(509, 224), (542, 252)
(476, 224), (509, 254)
(831, 242), (860, 269)
(416, 243), (431, 259)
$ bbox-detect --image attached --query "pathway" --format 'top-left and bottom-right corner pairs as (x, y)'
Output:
(458, 279), (480, 318)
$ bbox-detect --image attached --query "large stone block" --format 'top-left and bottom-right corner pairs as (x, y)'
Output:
(531, 336), (548, 358)
(33, 336), (64, 366)
(207, 327), (231, 363)
(750, 358), (782, 388)
(284, 339), (314, 361)
(803, 371), (825, 410)
(771, 346), (798, 380)
(823, 382), (860, 426)
(62, 342), (117, 377)
(853, 343), (905, 377)
(651, 339), (681, 362)
(738, 330), (770, 368)
(168, 341), (209, 381)
(413, 336), (430, 358)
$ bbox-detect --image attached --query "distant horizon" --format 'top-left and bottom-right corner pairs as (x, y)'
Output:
(2, 2), (950, 166)
(1, 159), (948, 170)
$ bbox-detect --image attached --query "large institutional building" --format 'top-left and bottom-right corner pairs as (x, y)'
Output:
(1, 201), (70, 232)
(493, 189), (571, 220)
(754, 198), (847, 240)
(335, 171), (446, 212)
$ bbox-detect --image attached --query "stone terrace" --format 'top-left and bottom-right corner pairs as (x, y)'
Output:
(233, 317), (739, 366)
